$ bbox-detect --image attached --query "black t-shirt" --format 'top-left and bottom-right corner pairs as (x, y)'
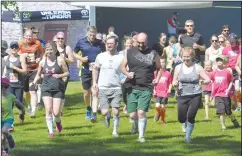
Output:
(125, 47), (158, 91)
(152, 42), (166, 56)
(180, 32), (204, 61)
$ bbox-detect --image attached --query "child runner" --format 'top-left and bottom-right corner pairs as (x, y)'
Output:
(1, 77), (16, 155)
(203, 60), (214, 120)
(153, 57), (172, 124)
(211, 55), (240, 130)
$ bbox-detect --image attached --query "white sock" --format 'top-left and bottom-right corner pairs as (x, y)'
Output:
(113, 116), (120, 134)
(52, 114), (55, 121)
(46, 117), (54, 134)
(37, 86), (41, 104)
(138, 118), (147, 138)
(31, 106), (36, 115)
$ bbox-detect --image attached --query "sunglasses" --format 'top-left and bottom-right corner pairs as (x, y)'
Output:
(212, 40), (218, 43)
(186, 25), (194, 27)
(57, 38), (64, 40)
(223, 30), (229, 32)
(219, 41), (224, 43)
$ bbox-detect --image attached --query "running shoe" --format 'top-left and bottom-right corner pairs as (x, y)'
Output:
(19, 114), (25, 123)
(232, 119), (240, 128)
(1, 150), (8, 156)
(112, 133), (119, 138)
(56, 121), (62, 133)
(138, 137), (145, 143)
(48, 133), (54, 138)
(7, 135), (15, 148)
(8, 126), (14, 132)
(86, 109), (91, 120)
(184, 137), (191, 144)
(91, 115), (97, 123)
(104, 115), (111, 128)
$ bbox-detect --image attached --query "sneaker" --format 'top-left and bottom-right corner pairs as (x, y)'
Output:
(19, 114), (25, 123)
(91, 115), (97, 123)
(8, 126), (14, 132)
(104, 115), (111, 128)
(30, 114), (36, 118)
(48, 133), (54, 138)
(184, 137), (191, 144)
(7, 135), (15, 148)
(182, 123), (186, 133)
(160, 120), (166, 125)
(112, 133), (119, 138)
(154, 113), (160, 122)
(86, 109), (91, 120)
(56, 121), (62, 133)
(1, 150), (8, 156)
(138, 137), (145, 143)
(232, 119), (240, 128)
(221, 126), (226, 131)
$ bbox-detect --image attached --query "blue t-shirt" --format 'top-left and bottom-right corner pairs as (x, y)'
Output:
(74, 37), (105, 74)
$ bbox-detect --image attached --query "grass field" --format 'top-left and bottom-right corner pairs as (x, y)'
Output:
(9, 82), (241, 156)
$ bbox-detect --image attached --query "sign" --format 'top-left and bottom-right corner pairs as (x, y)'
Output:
(2, 9), (89, 23)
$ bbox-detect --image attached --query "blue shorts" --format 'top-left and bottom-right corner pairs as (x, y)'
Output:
(1, 119), (14, 128)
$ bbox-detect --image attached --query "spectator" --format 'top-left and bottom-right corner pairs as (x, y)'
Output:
(167, 12), (179, 37)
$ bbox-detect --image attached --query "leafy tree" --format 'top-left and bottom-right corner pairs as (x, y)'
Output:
(1, 1), (19, 12)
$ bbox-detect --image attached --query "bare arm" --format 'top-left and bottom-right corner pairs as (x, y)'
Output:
(205, 49), (209, 61)
(235, 55), (241, 76)
(64, 46), (75, 64)
(92, 64), (99, 85)
(172, 64), (180, 86)
(33, 60), (44, 84)
(154, 55), (162, 83)
(198, 65), (211, 85)
(59, 58), (70, 78)
(121, 54), (130, 77)
(198, 44), (206, 52)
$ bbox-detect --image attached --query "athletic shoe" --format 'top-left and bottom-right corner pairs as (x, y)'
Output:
(112, 133), (119, 138)
(7, 135), (15, 148)
(91, 115), (97, 123)
(221, 126), (226, 131)
(160, 120), (166, 125)
(48, 133), (54, 138)
(1, 150), (8, 156)
(56, 121), (62, 133)
(182, 123), (186, 133)
(86, 109), (91, 120)
(232, 119), (240, 128)
(30, 113), (36, 118)
(104, 115), (111, 128)
(8, 126), (14, 132)
(19, 114), (24, 123)
(138, 137), (145, 143)
(184, 137), (191, 144)
(154, 113), (160, 122)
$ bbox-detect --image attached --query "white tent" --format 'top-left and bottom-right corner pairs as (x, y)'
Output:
(71, 2), (213, 26)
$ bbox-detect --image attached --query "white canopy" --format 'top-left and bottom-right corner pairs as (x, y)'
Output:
(71, 2), (213, 9)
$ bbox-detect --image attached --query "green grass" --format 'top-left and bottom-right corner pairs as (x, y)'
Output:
(9, 82), (241, 156)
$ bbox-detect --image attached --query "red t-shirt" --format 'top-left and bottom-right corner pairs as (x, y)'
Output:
(203, 71), (213, 92)
(153, 71), (172, 98)
(211, 69), (234, 97)
(222, 45), (241, 69)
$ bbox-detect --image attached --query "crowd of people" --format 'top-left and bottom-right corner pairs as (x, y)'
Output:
(1, 18), (241, 155)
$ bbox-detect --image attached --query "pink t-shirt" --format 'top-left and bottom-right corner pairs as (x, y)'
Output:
(210, 69), (234, 97)
(222, 45), (241, 69)
(203, 71), (213, 92)
(153, 71), (172, 98)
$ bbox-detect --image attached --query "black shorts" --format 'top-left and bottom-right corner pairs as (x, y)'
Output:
(215, 97), (232, 115)
(42, 91), (64, 99)
(81, 74), (92, 90)
(155, 97), (168, 104)
(203, 91), (211, 95)
(23, 70), (37, 92)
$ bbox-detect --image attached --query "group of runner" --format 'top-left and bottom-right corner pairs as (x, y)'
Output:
(1, 19), (241, 155)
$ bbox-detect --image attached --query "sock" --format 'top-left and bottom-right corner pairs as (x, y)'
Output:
(46, 117), (54, 134)
(55, 116), (61, 123)
(138, 118), (147, 139)
(161, 107), (166, 122)
(113, 116), (120, 134)
(52, 114), (55, 121)
(185, 122), (194, 141)
(155, 107), (161, 115)
(220, 115), (226, 128)
(37, 86), (41, 104)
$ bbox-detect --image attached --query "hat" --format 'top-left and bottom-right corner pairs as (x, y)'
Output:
(216, 55), (227, 62)
(1, 77), (10, 87)
(1, 40), (8, 49)
(228, 33), (238, 43)
(10, 41), (19, 49)
(173, 12), (179, 16)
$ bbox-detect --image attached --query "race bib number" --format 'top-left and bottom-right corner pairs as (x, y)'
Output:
(89, 63), (95, 71)
(27, 53), (36, 63)
(9, 73), (19, 83)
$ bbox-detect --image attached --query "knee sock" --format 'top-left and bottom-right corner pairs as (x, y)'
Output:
(113, 116), (120, 134)
(138, 118), (147, 139)
(156, 107), (161, 115)
(161, 107), (166, 122)
(46, 117), (54, 133)
(220, 115), (226, 128)
(185, 122), (194, 141)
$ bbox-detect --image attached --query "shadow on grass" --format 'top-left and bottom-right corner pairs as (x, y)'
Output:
(64, 125), (94, 130)
(11, 134), (241, 156)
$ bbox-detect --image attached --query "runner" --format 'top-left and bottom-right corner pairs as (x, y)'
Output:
(152, 33), (167, 57)
(234, 55), (241, 111)
(164, 36), (176, 72)
(3, 42), (27, 124)
(219, 25), (230, 44)
(210, 55), (240, 130)
(18, 29), (44, 118)
(56, 31), (75, 115)
(173, 47), (210, 143)
(153, 57), (172, 124)
(73, 26), (105, 120)
(32, 41), (69, 137)
(1, 77), (16, 154)
(121, 32), (162, 143)
(92, 35), (123, 137)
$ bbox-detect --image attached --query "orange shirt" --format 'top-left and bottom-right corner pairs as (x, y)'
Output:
(18, 39), (43, 71)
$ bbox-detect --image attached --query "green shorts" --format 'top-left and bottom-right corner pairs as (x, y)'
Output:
(127, 89), (152, 113)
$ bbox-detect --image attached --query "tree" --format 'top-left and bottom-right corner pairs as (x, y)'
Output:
(1, 1), (19, 12)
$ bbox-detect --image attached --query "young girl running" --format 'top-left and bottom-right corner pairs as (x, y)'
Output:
(32, 41), (69, 137)
(211, 55), (240, 130)
(153, 57), (172, 124)
(203, 60), (214, 120)
(1, 77), (16, 155)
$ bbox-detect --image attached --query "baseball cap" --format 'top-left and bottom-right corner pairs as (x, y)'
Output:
(228, 33), (238, 43)
(173, 12), (179, 16)
(216, 55), (227, 62)
(1, 40), (8, 49)
(10, 41), (19, 49)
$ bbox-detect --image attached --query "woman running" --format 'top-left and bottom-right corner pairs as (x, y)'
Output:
(32, 41), (69, 137)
